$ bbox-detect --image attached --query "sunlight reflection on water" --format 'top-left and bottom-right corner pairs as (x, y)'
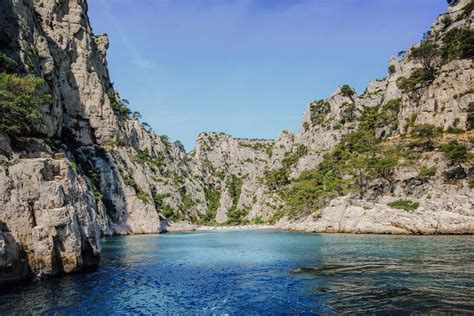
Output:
(0, 231), (473, 314)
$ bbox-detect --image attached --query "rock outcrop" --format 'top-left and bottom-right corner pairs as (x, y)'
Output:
(0, 0), (473, 285)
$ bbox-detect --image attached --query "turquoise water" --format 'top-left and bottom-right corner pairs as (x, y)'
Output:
(0, 230), (473, 314)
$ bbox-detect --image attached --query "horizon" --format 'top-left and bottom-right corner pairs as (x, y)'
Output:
(88, 0), (446, 149)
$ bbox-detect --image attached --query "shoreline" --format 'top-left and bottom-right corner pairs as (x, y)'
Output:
(162, 222), (474, 235)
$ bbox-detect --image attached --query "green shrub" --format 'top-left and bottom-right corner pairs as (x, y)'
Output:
(160, 135), (170, 144)
(226, 207), (250, 225)
(152, 191), (176, 220)
(0, 72), (51, 135)
(123, 173), (140, 192)
(382, 99), (401, 113)
(282, 106), (401, 215)
(409, 124), (441, 150)
(133, 148), (165, 170)
(419, 166), (436, 178)
(253, 216), (263, 225)
(388, 65), (396, 74)
(388, 200), (419, 211)
(107, 91), (131, 120)
(137, 191), (150, 203)
(227, 175), (242, 209)
(310, 99), (330, 124)
(441, 15), (453, 28)
(282, 144), (308, 168)
(203, 186), (221, 223)
(225, 175), (248, 225)
(264, 167), (290, 190)
(410, 39), (439, 70)
(397, 68), (435, 93)
(340, 84), (355, 97)
(135, 148), (150, 162)
(180, 194), (193, 212)
(469, 179), (474, 189)
(440, 28), (474, 62)
(439, 140), (468, 164)
(0, 53), (17, 73)
(446, 126), (465, 134)
(303, 121), (309, 131)
(341, 102), (357, 123)
(161, 204), (176, 220)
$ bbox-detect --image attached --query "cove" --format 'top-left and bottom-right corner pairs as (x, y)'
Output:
(0, 230), (473, 314)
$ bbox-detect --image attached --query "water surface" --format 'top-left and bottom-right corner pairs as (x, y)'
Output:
(1, 230), (473, 314)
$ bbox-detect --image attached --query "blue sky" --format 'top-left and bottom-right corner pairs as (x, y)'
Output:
(88, 0), (446, 150)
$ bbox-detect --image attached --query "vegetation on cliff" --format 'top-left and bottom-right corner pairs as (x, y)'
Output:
(0, 54), (51, 136)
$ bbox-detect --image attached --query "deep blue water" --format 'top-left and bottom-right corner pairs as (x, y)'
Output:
(0, 230), (473, 314)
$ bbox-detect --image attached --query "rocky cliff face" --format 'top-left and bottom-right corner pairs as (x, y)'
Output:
(0, 0), (473, 285)
(0, 0), (201, 283)
(184, 0), (474, 230)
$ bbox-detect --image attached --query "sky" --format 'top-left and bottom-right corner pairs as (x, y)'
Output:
(88, 0), (447, 150)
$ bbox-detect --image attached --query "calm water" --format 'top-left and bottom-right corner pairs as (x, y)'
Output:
(0, 230), (473, 314)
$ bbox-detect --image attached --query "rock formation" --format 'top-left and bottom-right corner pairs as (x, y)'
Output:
(0, 0), (473, 285)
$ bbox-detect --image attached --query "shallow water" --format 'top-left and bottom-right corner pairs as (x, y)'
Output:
(0, 231), (473, 314)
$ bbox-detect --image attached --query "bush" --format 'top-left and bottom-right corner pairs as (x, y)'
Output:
(283, 106), (400, 214)
(180, 194), (193, 212)
(282, 144), (308, 168)
(0, 53), (17, 73)
(309, 99), (330, 124)
(419, 166), (436, 178)
(439, 140), (468, 164)
(203, 186), (220, 223)
(0, 72), (51, 135)
(226, 207), (249, 225)
(152, 191), (176, 220)
(397, 68), (435, 93)
(388, 65), (396, 74)
(227, 175), (242, 208)
(382, 99), (401, 113)
(253, 216), (263, 225)
(446, 126), (465, 134)
(388, 200), (419, 211)
(410, 40), (439, 70)
(340, 84), (355, 97)
(264, 167), (290, 190)
(409, 124), (441, 150)
(341, 102), (357, 123)
(137, 191), (150, 203)
(440, 28), (474, 62)
(160, 135), (170, 146)
(107, 91), (132, 119)
(303, 121), (309, 131)
(441, 15), (453, 28)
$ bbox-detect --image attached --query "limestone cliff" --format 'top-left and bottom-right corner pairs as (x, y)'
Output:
(184, 0), (474, 232)
(0, 0), (201, 283)
(0, 0), (473, 285)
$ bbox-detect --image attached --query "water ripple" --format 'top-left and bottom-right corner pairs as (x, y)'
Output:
(0, 232), (473, 314)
